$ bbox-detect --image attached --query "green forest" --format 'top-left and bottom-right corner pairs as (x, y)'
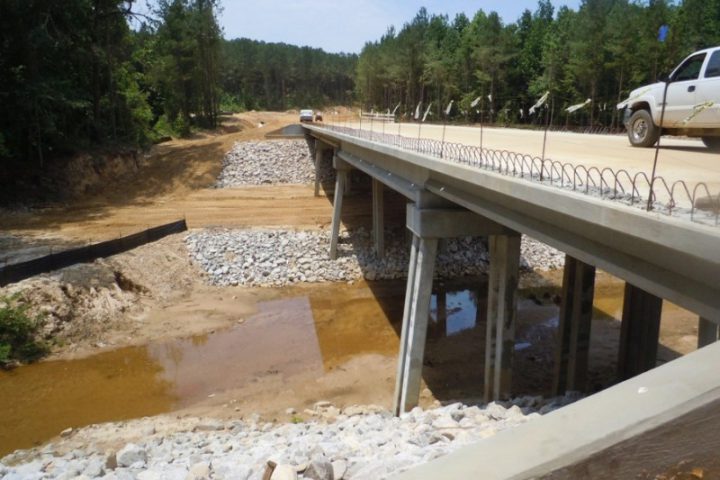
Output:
(2, 0), (720, 168)
(0, 0), (355, 168)
(357, 0), (720, 128)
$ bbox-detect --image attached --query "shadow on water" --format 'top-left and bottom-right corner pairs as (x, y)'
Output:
(364, 276), (571, 404)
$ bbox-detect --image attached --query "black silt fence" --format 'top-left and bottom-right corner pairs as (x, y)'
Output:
(0, 219), (187, 287)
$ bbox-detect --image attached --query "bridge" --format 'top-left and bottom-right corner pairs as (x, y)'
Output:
(301, 122), (720, 418)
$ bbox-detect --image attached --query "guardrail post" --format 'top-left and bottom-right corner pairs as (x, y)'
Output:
(372, 178), (385, 258)
(553, 255), (596, 394)
(484, 232), (521, 402)
(617, 283), (663, 380)
(698, 317), (719, 348)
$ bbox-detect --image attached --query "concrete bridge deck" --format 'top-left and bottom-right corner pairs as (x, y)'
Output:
(346, 121), (720, 196)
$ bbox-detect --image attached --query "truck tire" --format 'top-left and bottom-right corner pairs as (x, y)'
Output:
(702, 137), (720, 151)
(627, 109), (660, 147)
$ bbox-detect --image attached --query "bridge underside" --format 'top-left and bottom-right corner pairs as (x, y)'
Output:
(306, 125), (720, 413)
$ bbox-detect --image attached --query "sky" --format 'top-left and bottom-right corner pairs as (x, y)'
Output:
(135, 0), (583, 54)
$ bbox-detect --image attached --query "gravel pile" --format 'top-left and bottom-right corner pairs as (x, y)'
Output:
(0, 397), (579, 480)
(520, 237), (565, 270)
(215, 140), (330, 187)
(185, 228), (564, 287)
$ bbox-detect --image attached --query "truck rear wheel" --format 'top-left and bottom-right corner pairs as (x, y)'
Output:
(627, 110), (660, 148)
(702, 137), (720, 151)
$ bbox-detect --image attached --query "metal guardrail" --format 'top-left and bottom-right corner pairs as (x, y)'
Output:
(360, 112), (396, 122)
(317, 124), (720, 227)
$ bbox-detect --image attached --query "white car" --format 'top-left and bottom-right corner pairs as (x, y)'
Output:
(619, 45), (720, 150)
(299, 109), (314, 122)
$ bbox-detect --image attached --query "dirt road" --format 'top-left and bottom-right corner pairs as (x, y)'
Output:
(1, 111), (391, 244)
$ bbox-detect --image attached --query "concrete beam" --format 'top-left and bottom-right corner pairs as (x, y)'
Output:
(484, 233), (521, 402)
(393, 341), (720, 480)
(336, 150), (416, 199)
(423, 178), (720, 321)
(553, 256), (596, 395)
(617, 284), (663, 381)
(406, 204), (511, 239)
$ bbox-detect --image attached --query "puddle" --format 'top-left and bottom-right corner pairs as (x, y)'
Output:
(0, 297), (324, 456)
(1, 281), (488, 456)
(1, 275), (672, 457)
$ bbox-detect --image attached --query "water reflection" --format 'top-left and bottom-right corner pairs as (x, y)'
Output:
(430, 288), (481, 336)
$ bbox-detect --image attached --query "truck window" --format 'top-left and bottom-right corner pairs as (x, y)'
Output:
(672, 53), (706, 81)
(705, 50), (720, 78)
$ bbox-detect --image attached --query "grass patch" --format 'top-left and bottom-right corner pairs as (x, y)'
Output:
(0, 295), (48, 367)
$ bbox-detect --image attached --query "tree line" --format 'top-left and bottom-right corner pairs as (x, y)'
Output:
(0, 0), (355, 168)
(3, 0), (719, 169)
(355, 0), (720, 129)
(221, 39), (356, 112)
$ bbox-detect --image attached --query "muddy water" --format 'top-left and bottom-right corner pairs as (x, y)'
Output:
(0, 274), (697, 457)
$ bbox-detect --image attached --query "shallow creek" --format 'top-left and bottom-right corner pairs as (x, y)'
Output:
(0, 273), (696, 457)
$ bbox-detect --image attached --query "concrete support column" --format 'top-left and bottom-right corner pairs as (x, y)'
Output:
(329, 157), (350, 260)
(698, 317), (720, 348)
(313, 144), (323, 197)
(553, 255), (596, 395)
(372, 179), (385, 257)
(484, 233), (521, 402)
(393, 235), (438, 415)
(617, 283), (663, 381)
(393, 200), (511, 415)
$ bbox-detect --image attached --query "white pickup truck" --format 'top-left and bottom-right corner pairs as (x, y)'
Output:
(619, 45), (720, 150)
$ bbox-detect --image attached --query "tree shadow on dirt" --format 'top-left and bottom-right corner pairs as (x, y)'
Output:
(1, 140), (228, 231)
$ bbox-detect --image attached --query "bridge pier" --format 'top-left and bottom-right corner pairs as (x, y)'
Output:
(329, 156), (351, 260)
(313, 140), (336, 197)
(553, 256), (596, 395)
(617, 284), (663, 381)
(698, 317), (719, 348)
(484, 233), (521, 402)
(394, 201), (512, 414)
(372, 179), (385, 257)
